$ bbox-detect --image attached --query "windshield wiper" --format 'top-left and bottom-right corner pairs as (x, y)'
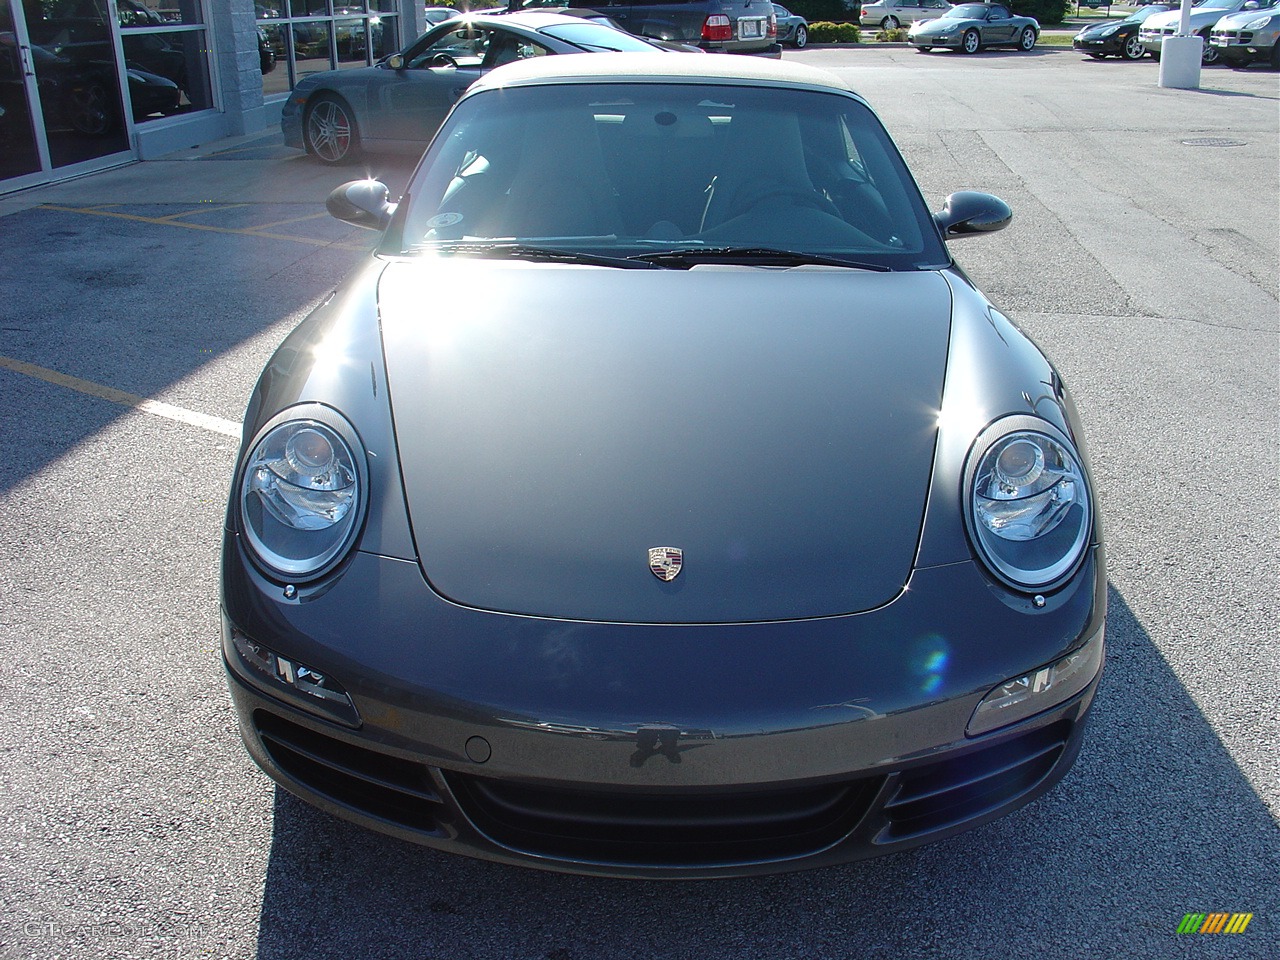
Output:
(630, 247), (891, 272)
(413, 241), (659, 269)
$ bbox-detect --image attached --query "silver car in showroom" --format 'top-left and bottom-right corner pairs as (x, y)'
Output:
(224, 53), (1105, 878)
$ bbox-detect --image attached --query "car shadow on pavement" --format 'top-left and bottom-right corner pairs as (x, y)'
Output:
(252, 584), (1278, 959)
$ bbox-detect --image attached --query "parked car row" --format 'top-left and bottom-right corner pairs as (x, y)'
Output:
(1210, 0), (1280, 67)
(1074, 0), (1280, 68)
(1137, 0), (1270, 64)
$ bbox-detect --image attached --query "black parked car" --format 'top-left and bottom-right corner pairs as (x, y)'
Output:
(1072, 3), (1174, 59)
(224, 53), (1106, 878)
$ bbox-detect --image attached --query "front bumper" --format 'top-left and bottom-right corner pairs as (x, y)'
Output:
(911, 32), (964, 48)
(223, 541), (1106, 878)
(1210, 28), (1279, 62)
(1073, 34), (1125, 55)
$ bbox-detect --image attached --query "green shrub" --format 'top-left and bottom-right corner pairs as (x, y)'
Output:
(809, 21), (862, 42)
(784, 0), (862, 25)
(1009, 0), (1072, 25)
(875, 27), (909, 41)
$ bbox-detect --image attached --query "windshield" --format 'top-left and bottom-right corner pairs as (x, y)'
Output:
(540, 22), (659, 52)
(390, 82), (948, 270)
(944, 4), (992, 18)
(1123, 6), (1170, 22)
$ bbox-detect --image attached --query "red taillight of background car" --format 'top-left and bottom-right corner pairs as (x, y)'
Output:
(768, 13), (777, 38)
(702, 14), (732, 41)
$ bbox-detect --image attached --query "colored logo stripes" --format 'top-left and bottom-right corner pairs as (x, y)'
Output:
(1178, 913), (1253, 934)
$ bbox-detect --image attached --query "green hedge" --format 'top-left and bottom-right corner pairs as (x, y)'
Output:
(809, 21), (862, 42)
(1009, 0), (1072, 25)
(783, 0), (862, 24)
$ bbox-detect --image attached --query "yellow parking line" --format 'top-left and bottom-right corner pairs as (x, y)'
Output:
(0, 355), (242, 439)
(154, 203), (251, 221)
(36, 203), (372, 250)
(246, 211), (331, 230)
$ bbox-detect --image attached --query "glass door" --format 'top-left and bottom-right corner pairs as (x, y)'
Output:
(1, 0), (133, 192)
(1, 0), (43, 180)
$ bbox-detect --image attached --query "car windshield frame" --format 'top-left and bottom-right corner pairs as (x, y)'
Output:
(384, 80), (951, 272)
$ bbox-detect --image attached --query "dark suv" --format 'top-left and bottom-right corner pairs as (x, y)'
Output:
(515, 0), (783, 55)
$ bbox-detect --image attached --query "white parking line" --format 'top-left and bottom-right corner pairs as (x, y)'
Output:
(0, 355), (243, 439)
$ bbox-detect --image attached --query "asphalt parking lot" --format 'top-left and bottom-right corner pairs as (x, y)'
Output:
(1, 45), (1277, 960)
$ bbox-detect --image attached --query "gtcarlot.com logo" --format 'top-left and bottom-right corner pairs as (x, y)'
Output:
(1178, 912), (1253, 934)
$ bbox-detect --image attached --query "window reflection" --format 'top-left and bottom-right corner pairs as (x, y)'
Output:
(259, 3), (397, 98)
(336, 19), (366, 67)
(121, 28), (213, 119)
(294, 21), (333, 78)
(260, 23), (290, 97)
(116, 0), (204, 27)
(22, 0), (130, 165)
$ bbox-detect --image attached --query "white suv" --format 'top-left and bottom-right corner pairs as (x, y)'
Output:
(1210, 0), (1280, 67)
(1138, 0), (1262, 64)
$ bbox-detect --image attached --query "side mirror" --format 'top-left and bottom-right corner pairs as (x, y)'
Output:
(933, 191), (1011, 240)
(386, 53), (405, 69)
(327, 179), (396, 231)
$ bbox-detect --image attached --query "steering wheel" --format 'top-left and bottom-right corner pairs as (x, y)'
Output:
(429, 52), (459, 68)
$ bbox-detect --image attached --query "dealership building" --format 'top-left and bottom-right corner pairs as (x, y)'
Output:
(1, 0), (426, 194)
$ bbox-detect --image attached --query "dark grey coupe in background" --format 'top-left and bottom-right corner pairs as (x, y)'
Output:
(280, 11), (664, 164)
(226, 54), (1105, 877)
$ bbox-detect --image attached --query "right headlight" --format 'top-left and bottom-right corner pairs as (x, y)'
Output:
(963, 416), (1093, 592)
(238, 407), (367, 582)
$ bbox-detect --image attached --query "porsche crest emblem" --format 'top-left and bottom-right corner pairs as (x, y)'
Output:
(648, 547), (683, 582)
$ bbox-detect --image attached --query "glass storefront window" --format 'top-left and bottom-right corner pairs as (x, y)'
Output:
(368, 14), (393, 60)
(259, 22), (290, 98)
(293, 20), (332, 78)
(117, 0), (212, 124)
(116, 0), (204, 27)
(335, 18), (366, 67)
(259, 2), (397, 97)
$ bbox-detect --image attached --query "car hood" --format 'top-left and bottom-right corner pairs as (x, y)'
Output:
(1214, 7), (1277, 25)
(1078, 19), (1137, 36)
(377, 259), (952, 624)
(911, 17), (971, 31)
(1145, 6), (1238, 28)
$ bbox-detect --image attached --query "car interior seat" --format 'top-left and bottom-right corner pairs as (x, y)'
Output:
(494, 106), (624, 239)
(699, 107), (841, 234)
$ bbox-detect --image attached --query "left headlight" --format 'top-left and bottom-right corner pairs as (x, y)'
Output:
(963, 416), (1093, 592)
(238, 409), (367, 581)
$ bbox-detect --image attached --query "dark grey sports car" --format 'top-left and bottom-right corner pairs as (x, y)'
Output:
(225, 53), (1105, 878)
(280, 11), (664, 164)
(908, 2), (1040, 53)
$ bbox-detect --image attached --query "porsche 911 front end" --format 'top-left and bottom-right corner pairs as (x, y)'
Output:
(222, 54), (1105, 878)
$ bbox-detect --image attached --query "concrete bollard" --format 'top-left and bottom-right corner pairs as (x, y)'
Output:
(1158, 35), (1203, 89)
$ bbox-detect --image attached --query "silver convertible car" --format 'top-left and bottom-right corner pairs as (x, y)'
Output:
(280, 11), (665, 164)
(225, 54), (1105, 878)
